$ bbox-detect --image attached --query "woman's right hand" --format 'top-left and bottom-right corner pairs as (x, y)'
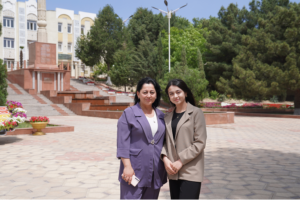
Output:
(163, 156), (176, 175)
(122, 166), (135, 185)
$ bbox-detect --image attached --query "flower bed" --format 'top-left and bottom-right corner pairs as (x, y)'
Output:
(200, 102), (293, 109)
(0, 101), (27, 133)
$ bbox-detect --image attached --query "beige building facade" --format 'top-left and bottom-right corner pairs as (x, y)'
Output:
(0, 0), (96, 78)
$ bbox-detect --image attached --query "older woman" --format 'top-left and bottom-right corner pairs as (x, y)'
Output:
(117, 77), (167, 199)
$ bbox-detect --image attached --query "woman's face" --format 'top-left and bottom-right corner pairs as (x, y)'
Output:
(137, 83), (157, 107)
(168, 85), (187, 106)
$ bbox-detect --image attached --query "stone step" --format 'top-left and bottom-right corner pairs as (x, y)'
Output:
(56, 104), (76, 115)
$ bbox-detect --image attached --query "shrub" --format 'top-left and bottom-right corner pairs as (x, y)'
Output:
(210, 90), (219, 100)
(270, 95), (278, 103)
(0, 59), (8, 106)
(218, 94), (226, 102)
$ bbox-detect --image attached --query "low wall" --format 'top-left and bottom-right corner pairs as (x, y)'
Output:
(204, 112), (234, 125)
(235, 112), (300, 119)
(201, 108), (293, 114)
(6, 125), (74, 135)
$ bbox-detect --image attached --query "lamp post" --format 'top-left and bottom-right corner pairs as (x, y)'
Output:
(123, 15), (133, 24)
(152, 1), (187, 72)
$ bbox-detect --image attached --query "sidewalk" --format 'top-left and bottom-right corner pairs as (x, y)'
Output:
(0, 116), (299, 199)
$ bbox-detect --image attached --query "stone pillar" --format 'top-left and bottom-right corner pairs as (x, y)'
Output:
(294, 89), (300, 115)
(75, 62), (79, 79)
(67, 63), (70, 71)
(11, 63), (14, 70)
(24, 60), (27, 69)
(57, 73), (60, 91)
(37, 72), (40, 93)
(17, 62), (20, 70)
(37, 0), (48, 43)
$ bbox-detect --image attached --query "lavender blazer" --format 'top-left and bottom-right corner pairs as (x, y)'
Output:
(117, 103), (167, 189)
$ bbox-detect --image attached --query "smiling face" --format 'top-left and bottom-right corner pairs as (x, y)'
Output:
(137, 83), (157, 108)
(168, 85), (187, 106)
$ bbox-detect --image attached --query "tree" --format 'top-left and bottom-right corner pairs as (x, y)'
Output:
(20, 46), (24, 69)
(216, 3), (300, 112)
(0, 3), (7, 106)
(92, 62), (107, 80)
(127, 8), (165, 48)
(161, 24), (207, 69)
(131, 36), (160, 81)
(159, 46), (208, 104)
(109, 43), (135, 92)
(75, 5), (123, 71)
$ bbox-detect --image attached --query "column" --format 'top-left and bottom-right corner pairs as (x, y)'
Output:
(32, 71), (35, 89)
(37, 72), (40, 93)
(54, 73), (56, 90)
(57, 72), (60, 91)
(61, 72), (64, 91)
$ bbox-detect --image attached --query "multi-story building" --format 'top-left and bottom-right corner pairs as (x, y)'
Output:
(0, 0), (96, 78)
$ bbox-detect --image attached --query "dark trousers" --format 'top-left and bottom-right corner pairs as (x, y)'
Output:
(169, 179), (201, 199)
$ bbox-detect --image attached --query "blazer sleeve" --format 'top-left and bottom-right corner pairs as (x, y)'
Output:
(160, 137), (168, 160)
(178, 109), (207, 165)
(117, 111), (131, 159)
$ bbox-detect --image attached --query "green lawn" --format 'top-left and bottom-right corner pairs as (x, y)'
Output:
(16, 122), (59, 129)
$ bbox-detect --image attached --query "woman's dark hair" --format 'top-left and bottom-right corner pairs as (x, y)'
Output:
(134, 77), (161, 108)
(165, 79), (195, 107)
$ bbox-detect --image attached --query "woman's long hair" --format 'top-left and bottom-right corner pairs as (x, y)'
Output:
(165, 79), (195, 107)
(134, 77), (161, 108)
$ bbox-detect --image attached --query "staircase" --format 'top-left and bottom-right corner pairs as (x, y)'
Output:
(6, 79), (75, 117)
(70, 79), (134, 103)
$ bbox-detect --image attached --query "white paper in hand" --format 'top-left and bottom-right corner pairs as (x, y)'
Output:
(131, 175), (140, 187)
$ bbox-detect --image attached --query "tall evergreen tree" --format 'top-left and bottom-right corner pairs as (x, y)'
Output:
(127, 8), (164, 48)
(0, 3), (8, 106)
(109, 43), (135, 92)
(159, 46), (208, 104)
(76, 5), (123, 71)
(216, 3), (300, 113)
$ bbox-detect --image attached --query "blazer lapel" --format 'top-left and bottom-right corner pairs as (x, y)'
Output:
(175, 103), (194, 141)
(132, 103), (153, 143)
(153, 109), (165, 144)
(164, 111), (175, 146)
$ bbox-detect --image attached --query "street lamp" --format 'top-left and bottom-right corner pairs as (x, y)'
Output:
(152, 1), (187, 72)
(123, 15), (133, 24)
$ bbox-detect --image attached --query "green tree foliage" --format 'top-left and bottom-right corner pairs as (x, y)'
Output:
(131, 34), (167, 81)
(164, 14), (190, 30)
(159, 46), (208, 104)
(92, 62), (107, 80)
(217, 3), (300, 102)
(0, 59), (8, 106)
(0, 4), (7, 106)
(109, 43), (136, 91)
(161, 24), (207, 69)
(75, 5), (123, 71)
(127, 8), (164, 48)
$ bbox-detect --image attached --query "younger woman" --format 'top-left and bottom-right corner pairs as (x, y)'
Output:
(161, 79), (207, 199)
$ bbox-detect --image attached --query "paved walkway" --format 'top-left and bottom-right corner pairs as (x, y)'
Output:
(0, 116), (300, 199)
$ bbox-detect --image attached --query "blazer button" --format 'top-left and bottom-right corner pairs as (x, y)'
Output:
(151, 140), (155, 145)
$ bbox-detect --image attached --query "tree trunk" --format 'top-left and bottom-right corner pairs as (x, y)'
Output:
(107, 62), (110, 71)
(294, 89), (300, 115)
(20, 50), (23, 69)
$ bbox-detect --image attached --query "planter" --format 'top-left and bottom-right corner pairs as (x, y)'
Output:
(0, 129), (7, 136)
(30, 122), (48, 136)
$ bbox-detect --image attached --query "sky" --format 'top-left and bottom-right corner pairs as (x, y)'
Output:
(17, 0), (300, 23)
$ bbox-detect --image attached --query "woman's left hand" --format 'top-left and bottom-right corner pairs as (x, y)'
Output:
(171, 159), (183, 173)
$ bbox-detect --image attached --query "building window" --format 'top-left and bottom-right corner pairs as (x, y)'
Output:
(4, 38), (14, 48)
(68, 43), (72, 53)
(3, 17), (14, 28)
(58, 23), (62, 32)
(58, 42), (62, 52)
(81, 25), (85, 34)
(68, 24), (72, 33)
(4, 60), (14, 68)
(27, 20), (37, 31)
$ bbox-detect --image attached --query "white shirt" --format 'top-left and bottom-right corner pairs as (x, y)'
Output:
(146, 111), (158, 137)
